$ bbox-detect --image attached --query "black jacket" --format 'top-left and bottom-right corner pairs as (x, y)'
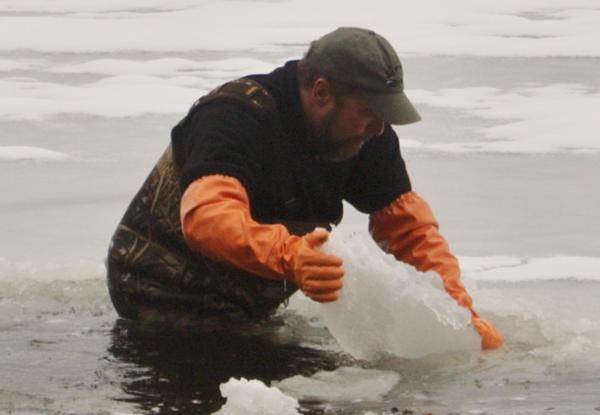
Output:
(171, 60), (412, 225)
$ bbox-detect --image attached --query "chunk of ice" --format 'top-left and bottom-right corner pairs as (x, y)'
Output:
(320, 230), (479, 359)
(212, 377), (300, 415)
(275, 367), (400, 402)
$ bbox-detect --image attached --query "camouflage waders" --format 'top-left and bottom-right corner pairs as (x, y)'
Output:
(106, 79), (326, 323)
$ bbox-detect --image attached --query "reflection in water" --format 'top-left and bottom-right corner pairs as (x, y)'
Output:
(107, 318), (340, 414)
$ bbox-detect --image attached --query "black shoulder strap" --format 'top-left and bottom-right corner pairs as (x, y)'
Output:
(180, 78), (301, 219)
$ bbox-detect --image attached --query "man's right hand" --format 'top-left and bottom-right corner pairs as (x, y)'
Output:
(282, 228), (344, 302)
(181, 175), (343, 301)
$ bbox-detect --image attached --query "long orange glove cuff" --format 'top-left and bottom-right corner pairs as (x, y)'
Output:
(369, 191), (504, 349)
(369, 191), (472, 308)
(180, 175), (344, 302)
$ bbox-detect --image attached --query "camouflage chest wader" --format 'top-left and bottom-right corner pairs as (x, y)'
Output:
(106, 79), (326, 323)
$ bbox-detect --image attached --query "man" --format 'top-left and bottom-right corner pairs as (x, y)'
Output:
(107, 27), (502, 348)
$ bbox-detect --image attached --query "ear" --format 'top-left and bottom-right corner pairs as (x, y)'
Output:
(312, 77), (334, 108)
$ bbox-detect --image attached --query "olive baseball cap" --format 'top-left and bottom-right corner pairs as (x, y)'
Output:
(304, 27), (421, 125)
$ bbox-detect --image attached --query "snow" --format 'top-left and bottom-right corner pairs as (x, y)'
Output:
(49, 57), (275, 78)
(1, 1), (600, 56)
(2, 2), (598, 154)
(3, 63), (597, 154)
(0, 1), (599, 413)
(212, 378), (300, 415)
(275, 367), (400, 402)
(213, 369), (400, 414)
(0, 77), (203, 120)
(462, 256), (600, 282)
(409, 84), (600, 154)
(0, 59), (42, 72)
(0, 145), (69, 161)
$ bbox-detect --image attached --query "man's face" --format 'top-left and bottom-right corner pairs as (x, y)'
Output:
(313, 94), (386, 162)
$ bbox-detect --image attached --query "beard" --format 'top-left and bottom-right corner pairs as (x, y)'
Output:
(313, 106), (369, 163)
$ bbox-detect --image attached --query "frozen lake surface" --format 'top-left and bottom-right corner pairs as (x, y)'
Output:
(1, 1), (600, 414)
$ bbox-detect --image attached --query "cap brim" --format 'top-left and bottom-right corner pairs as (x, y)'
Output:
(363, 90), (421, 125)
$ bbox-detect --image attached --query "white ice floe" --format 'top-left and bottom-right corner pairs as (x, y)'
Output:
(0, 145), (70, 161)
(3, 70), (596, 155)
(275, 367), (400, 402)
(0, 57), (275, 119)
(0, 257), (106, 283)
(398, 138), (425, 149)
(409, 84), (600, 154)
(212, 377), (300, 415)
(0, 59), (42, 72)
(0, 77), (203, 120)
(49, 57), (274, 78)
(1, 0), (599, 57)
(319, 230), (479, 360)
(461, 255), (600, 282)
(0, 0), (200, 13)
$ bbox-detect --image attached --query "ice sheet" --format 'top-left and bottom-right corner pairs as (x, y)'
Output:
(0, 77), (203, 120)
(409, 84), (600, 153)
(0, 145), (70, 161)
(1, 2), (600, 413)
(3, 75), (596, 155)
(462, 255), (600, 282)
(275, 367), (400, 402)
(1, 1), (600, 57)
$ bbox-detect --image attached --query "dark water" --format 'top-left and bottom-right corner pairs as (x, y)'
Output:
(0, 279), (343, 414)
(107, 319), (341, 414)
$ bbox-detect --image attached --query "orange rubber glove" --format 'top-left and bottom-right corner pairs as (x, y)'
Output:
(472, 315), (504, 350)
(282, 228), (344, 302)
(369, 191), (503, 349)
(180, 174), (344, 302)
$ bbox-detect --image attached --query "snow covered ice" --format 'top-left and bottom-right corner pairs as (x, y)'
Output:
(212, 378), (300, 415)
(2, 0), (600, 413)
